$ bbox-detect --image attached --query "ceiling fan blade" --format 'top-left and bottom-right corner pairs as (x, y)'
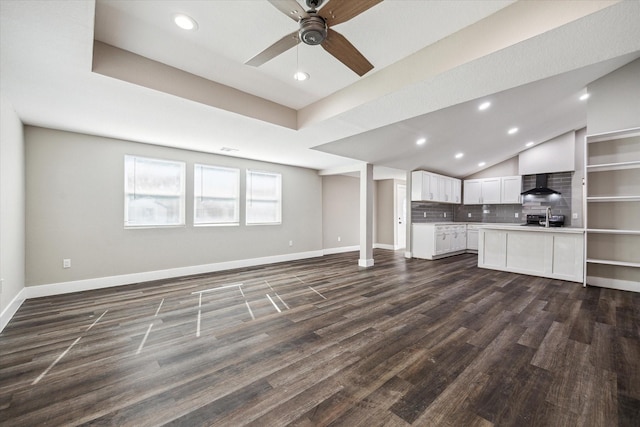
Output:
(319, 0), (383, 26)
(246, 31), (300, 67)
(268, 0), (309, 21)
(321, 28), (373, 76)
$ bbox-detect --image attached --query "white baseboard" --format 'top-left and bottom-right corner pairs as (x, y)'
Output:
(586, 276), (640, 293)
(374, 243), (395, 250)
(25, 250), (324, 299)
(323, 245), (359, 255)
(1, 287), (26, 333)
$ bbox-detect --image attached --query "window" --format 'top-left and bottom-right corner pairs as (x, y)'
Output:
(124, 155), (185, 227)
(246, 170), (282, 225)
(194, 164), (240, 225)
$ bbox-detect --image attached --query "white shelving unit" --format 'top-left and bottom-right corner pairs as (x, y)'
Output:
(584, 127), (640, 292)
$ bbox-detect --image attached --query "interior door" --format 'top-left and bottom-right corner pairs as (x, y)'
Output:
(396, 184), (406, 250)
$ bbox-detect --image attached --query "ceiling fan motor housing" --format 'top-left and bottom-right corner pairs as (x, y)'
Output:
(299, 14), (327, 45)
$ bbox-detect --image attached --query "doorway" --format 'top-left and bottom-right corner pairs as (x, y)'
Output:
(396, 184), (406, 250)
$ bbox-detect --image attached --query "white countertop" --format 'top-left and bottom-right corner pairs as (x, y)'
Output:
(412, 222), (584, 233)
(478, 224), (585, 233)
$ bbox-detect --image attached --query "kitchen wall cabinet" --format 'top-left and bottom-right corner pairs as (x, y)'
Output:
(463, 176), (521, 205)
(584, 128), (640, 292)
(411, 171), (461, 204)
(412, 223), (466, 260)
(501, 176), (522, 204)
(463, 177), (500, 204)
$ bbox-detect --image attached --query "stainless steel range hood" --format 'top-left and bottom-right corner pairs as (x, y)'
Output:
(520, 174), (561, 196)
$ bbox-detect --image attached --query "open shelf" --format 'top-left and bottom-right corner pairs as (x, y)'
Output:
(587, 228), (640, 235)
(586, 258), (640, 268)
(586, 160), (640, 172)
(586, 195), (640, 202)
(584, 128), (640, 290)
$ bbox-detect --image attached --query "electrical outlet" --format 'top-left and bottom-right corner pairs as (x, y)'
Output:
(63, 259), (71, 269)
(443, 212), (447, 218)
(468, 213), (472, 218)
(515, 213), (519, 218)
(483, 209), (490, 214)
(289, 240), (293, 247)
(423, 212), (426, 218)
(337, 236), (341, 242)
(572, 213), (578, 219)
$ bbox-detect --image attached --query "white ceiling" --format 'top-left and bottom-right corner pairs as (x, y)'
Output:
(1, 0), (639, 180)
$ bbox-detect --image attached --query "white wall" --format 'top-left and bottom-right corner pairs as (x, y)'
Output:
(0, 96), (26, 331)
(25, 127), (323, 288)
(322, 175), (359, 251)
(587, 58), (640, 135)
(464, 157), (519, 179)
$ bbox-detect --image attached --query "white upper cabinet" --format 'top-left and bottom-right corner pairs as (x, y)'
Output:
(501, 176), (522, 204)
(463, 176), (521, 205)
(411, 171), (461, 204)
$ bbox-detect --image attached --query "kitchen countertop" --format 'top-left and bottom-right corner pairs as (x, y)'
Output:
(478, 224), (585, 233)
(412, 222), (584, 233)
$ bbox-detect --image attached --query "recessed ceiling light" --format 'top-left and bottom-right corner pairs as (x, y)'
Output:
(526, 141), (534, 147)
(508, 127), (519, 135)
(478, 101), (491, 111)
(580, 93), (590, 101)
(293, 71), (309, 81)
(478, 162), (486, 167)
(174, 14), (198, 30)
(416, 138), (426, 146)
(455, 153), (464, 159)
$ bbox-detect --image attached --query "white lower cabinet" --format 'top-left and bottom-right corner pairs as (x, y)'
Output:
(413, 224), (467, 260)
(478, 227), (585, 282)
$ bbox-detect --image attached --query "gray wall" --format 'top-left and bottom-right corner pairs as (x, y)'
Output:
(375, 180), (394, 246)
(25, 127), (323, 286)
(322, 175), (359, 249)
(587, 58), (640, 135)
(0, 97), (26, 319)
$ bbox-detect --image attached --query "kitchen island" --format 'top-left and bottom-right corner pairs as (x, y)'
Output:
(478, 225), (585, 283)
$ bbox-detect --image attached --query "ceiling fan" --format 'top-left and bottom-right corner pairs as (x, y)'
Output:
(246, 0), (383, 76)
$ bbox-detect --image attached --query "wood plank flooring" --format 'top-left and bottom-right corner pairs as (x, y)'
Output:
(1, 250), (639, 426)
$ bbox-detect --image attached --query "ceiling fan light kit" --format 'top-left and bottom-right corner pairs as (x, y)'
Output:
(246, 0), (383, 76)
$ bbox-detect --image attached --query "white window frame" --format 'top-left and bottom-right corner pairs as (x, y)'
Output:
(124, 155), (186, 228)
(194, 164), (240, 226)
(246, 170), (282, 225)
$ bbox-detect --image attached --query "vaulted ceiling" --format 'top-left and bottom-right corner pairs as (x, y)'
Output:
(1, 1), (639, 179)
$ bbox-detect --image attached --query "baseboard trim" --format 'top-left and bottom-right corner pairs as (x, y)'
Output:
(323, 245), (359, 255)
(374, 243), (395, 250)
(1, 287), (26, 333)
(586, 276), (640, 293)
(25, 250), (324, 299)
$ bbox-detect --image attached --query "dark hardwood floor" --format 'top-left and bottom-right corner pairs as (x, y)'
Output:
(1, 250), (639, 426)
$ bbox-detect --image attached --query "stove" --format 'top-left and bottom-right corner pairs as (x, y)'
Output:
(522, 214), (565, 227)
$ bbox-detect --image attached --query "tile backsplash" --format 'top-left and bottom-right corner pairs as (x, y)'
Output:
(411, 172), (574, 226)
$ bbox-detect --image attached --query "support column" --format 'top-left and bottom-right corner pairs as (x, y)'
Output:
(405, 170), (413, 259)
(359, 163), (374, 267)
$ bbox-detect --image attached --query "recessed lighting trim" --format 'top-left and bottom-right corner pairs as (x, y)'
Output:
(416, 138), (426, 146)
(478, 162), (486, 167)
(293, 71), (309, 81)
(508, 127), (519, 135)
(478, 101), (491, 111)
(580, 93), (590, 101)
(174, 14), (198, 30)
(455, 153), (464, 159)
(525, 141), (534, 147)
